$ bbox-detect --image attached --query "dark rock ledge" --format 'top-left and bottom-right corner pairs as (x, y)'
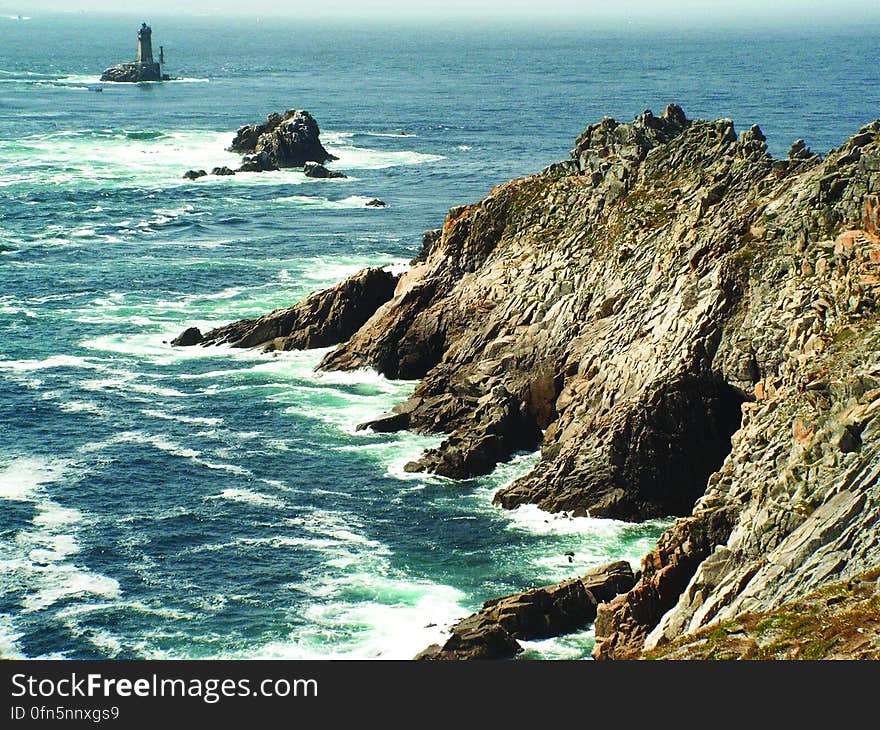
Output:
(416, 561), (635, 660)
(173, 266), (398, 352)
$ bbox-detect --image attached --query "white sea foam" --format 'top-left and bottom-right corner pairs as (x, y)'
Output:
(0, 614), (25, 658)
(272, 194), (376, 209)
(0, 456), (122, 618)
(207, 488), (285, 509)
(252, 585), (466, 660)
(519, 628), (596, 660)
(324, 142), (444, 170)
(57, 400), (103, 415)
(142, 408), (222, 426)
(205, 507), (473, 660)
(0, 354), (109, 373)
(0, 128), (234, 191)
(0, 457), (67, 501)
(22, 568), (121, 613)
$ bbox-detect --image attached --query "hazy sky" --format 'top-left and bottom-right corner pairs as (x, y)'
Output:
(5, 0), (880, 25)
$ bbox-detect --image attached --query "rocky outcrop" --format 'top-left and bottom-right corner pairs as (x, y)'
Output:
(179, 267), (399, 352)
(183, 169), (207, 180)
(189, 110), (342, 178)
(366, 199), (387, 208)
(303, 162), (347, 179)
(171, 327), (203, 347)
(229, 110), (337, 169)
(237, 151), (277, 173)
(184, 105), (880, 659)
(100, 63), (169, 83)
(416, 561), (635, 660)
(643, 568), (880, 659)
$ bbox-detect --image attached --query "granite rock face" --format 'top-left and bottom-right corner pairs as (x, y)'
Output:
(643, 568), (880, 660)
(184, 106), (880, 658)
(416, 561), (635, 660)
(229, 110), (337, 169)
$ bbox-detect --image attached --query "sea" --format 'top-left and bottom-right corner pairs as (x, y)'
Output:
(1, 13), (878, 660)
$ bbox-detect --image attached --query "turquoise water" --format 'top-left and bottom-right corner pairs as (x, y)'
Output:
(1, 14), (878, 660)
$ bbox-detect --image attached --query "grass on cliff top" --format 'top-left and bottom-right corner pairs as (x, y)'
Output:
(645, 567), (880, 660)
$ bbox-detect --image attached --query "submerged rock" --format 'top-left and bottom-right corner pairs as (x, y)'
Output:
(211, 166), (235, 176)
(183, 169), (207, 180)
(303, 162), (347, 179)
(365, 198), (386, 207)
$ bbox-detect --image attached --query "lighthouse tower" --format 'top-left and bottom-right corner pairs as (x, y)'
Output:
(100, 21), (167, 82)
(137, 22), (154, 64)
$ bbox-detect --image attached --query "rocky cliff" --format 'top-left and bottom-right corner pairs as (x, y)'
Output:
(176, 104), (880, 659)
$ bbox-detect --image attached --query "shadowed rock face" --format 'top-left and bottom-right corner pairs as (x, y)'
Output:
(180, 105), (880, 658)
(495, 375), (744, 520)
(176, 267), (399, 352)
(229, 110), (337, 169)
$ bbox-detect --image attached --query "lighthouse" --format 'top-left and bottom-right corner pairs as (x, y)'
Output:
(137, 23), (154, 65)
(101, 21), (169, 82)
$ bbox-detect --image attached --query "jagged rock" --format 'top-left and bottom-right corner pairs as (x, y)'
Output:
(237, 150), (278, 173)
(199, 107), (880, 658)
(229, 110), (336, 168)
(366, 199), (387, 207)
(403, 385), (543, 478)
(642, 567), (880, 659)
(416, 561), (635, 660)
(184, 267), (399, 352)
(100, 63), (169, 83)
(183, 169), (207, 180)
(171, 327), (203, 347)
(211, 166), (235, 176)
(303, 162), (347, 179)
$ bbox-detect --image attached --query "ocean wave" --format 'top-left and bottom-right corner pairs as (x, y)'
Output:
(0, 456), (122, 618)
(0, 614), (25, 659)
(206, 488), (285, 509)
(323, 138), (444, 170)
(0, 128), (237, 191)
(0, 354), (110, 373)
(328, 130), (417, 139)
(141, 408), (222, 426)
(518, 628), (596, 660)
(0, 456), (67, 501)
(272, 194), (377, 210)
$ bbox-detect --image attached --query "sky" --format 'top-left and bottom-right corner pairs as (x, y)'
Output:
(3, 0), (880, 26)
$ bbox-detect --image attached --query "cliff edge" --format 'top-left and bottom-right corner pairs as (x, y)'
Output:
(178, 105), (880, 658)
